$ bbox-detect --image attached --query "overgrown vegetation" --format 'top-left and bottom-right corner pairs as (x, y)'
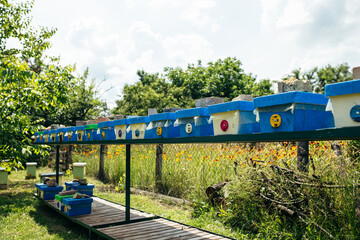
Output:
(74, 141), (360, 239)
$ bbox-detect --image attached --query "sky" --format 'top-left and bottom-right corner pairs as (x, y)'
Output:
(30, 0), (360, 108)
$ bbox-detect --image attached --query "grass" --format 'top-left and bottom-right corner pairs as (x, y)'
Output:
(0, 166), (243, 239)
(73, 141), (360, 239)
(1, 141), (359, 239)
(0, 168), (88, 240)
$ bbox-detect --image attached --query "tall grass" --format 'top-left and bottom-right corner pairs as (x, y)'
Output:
(72, 141), (360, 239)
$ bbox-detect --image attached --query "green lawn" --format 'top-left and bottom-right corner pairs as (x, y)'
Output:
(0, 167), (241, 240)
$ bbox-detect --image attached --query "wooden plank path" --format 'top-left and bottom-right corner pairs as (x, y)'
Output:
(42, 196), (232, 239)
(46, 196), (154, 227)
(97, 218), (230, 240)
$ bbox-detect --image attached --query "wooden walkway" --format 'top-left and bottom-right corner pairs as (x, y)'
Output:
(46, 197), (154, 227)
(98, 218), (229, 240)
(42, 196), (232, 240)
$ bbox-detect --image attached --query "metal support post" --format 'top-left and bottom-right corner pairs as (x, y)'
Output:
(125, 144), (131, 223)
(297, 141), (309, 172)
(56, 145), (60, 184)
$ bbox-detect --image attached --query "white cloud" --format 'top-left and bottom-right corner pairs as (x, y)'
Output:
(64, 17), (215, 106)
(129, 21), (161, 42)
(148, 0), (219, 30)
(260, 0), (283, 32)
(276, 1), (311, 28)
(125, 0), (135, 9)
(162, 34), (213, 65)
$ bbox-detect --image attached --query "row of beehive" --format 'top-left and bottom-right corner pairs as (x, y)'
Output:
(33, 79), (360, 142)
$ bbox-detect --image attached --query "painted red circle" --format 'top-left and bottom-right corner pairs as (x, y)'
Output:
(220, 120), (229, 132)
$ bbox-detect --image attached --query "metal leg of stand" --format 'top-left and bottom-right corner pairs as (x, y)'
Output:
(56, 145), (60, 184)
(125, 144), (131, 223)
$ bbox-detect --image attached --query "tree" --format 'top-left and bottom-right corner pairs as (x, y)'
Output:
(113, 70), (178, 116)
(114, 57), (274, 116)
(55, 68), (108, 126)
(314, 64), (352, 93)
(165, 57), (273, 101)
(284, 63), (353, 93)
(0, 0), (107, 168)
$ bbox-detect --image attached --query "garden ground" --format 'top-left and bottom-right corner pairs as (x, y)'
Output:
(0, 167), (242, 240)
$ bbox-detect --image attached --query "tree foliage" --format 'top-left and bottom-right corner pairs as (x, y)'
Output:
(114, 57), (274, 116)
(113, 70), (178, 116)
(0, 0), (106, 167)
(283, 63), (353, 93)
(56, 68), (109, 126)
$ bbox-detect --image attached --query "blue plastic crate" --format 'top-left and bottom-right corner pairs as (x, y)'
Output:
(35, 183), (63, 200)
(175, 108), (213, 137)
(325, 79), (360, 128)
(149, 113), (179, 138)
(113, 119), (132, 140)
(62, 197), (93, 217)
(208, 101), (259, 135)
(253, 92), (334, 132)
(98, 121), (115, 140)
(65, 181), (80, 191)
(76, 126), (86, 141)
(128, 117), (150, 139)
(72, 184), (95, 196)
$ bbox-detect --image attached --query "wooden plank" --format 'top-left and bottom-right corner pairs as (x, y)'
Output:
(42, 196), (231, 240)
(100, 219), (172, 234)
(105, 223), (186, 239)
(98, 218), (225, 240)
(137, 227), (206, 240)
(101, 219), (181, 235)
(167, 229), (216, 240)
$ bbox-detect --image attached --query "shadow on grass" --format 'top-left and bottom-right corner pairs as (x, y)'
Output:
(0, 191), (91, 239)
(8, 180), (37, 189)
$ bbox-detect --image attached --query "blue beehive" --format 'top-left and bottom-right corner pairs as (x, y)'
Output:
(128, 117), (150, 139)
(253, 92), (334, 133)
(72, 184), (95, 196)
(49, 129), (59, 143)
(149, 113), (179, 138)
(35, 183), (63, 200)
(325, 79), (360, 128)
(84, 124), (99, 141)
(57, 128), (66, 142)
(64, 127), (77, 142)
(208, 101), (259, 135)
(70, 127), (77, 142)
(65, 181), (80, 191)
(62, 197), (93, 216)
(34, 132), (40, 143)
(63, 127), (70, 142)
(98, 121), (115, 140)
(76, 126), (86, 141)
(55, 194), (74, 212)
(175, 108), (213, 137)
(38, 131), (44, 143)
(113, 119), (132, 140)
(43, 130), (50, 143)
